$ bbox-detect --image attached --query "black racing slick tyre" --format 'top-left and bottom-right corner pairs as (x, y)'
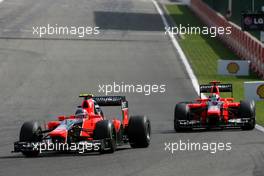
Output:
(93, 120), (117, 153)
(239, 100), (256, 130)
(128, 115), (151, 148)
(174, 103), (190, 132)
(19, 121), (42, 157)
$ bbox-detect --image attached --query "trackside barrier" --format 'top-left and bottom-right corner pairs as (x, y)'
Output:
(190, 0), (264, 78)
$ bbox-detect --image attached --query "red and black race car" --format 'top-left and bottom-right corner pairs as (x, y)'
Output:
(13, 94), (151, 157)
(174, 81), (256, 131)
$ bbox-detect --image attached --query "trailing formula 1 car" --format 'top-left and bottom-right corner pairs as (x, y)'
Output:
(174, 81), (256, 131)
(13, 94), (151, 157)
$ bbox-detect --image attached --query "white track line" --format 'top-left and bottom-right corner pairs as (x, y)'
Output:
(255, 124), (264, 132)
(151, 0), (200, 95)
(151, 0), (263, 131)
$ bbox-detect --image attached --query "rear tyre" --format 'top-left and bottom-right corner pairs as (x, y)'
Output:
(19, 121), (42, 157)
(239, 100), (256, 130)
(128, 116), (151, 148)
(93, 120), (116, 153)
(174, 103), (190, 132)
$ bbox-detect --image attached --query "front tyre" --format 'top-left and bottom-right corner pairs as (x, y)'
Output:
(239, 100), (256, 130)
(174, 103), (190, 132)
(19, 121), (42, 157)
(128, 115), (151, 148)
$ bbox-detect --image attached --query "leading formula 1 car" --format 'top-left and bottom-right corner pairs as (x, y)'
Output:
(174, 81), (256, 131)
(13, 94), (151, 157)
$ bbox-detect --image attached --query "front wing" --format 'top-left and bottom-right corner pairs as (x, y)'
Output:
(176, 117), (253, 129)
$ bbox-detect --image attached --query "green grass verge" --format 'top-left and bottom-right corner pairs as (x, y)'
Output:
(166, 5), (264, 125)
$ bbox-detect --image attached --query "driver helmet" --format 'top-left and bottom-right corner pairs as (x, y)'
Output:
(210, 93), (220, 102)
(75, 108), (88, 119)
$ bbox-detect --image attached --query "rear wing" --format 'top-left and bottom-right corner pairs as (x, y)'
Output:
(79, 94), (129, 126)
(199, 84), (233, 97)
(79, 94), (128, 109)
(93, 96), (128, 109)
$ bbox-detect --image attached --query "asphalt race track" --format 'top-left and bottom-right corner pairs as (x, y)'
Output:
(0, 0), (264, 176)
